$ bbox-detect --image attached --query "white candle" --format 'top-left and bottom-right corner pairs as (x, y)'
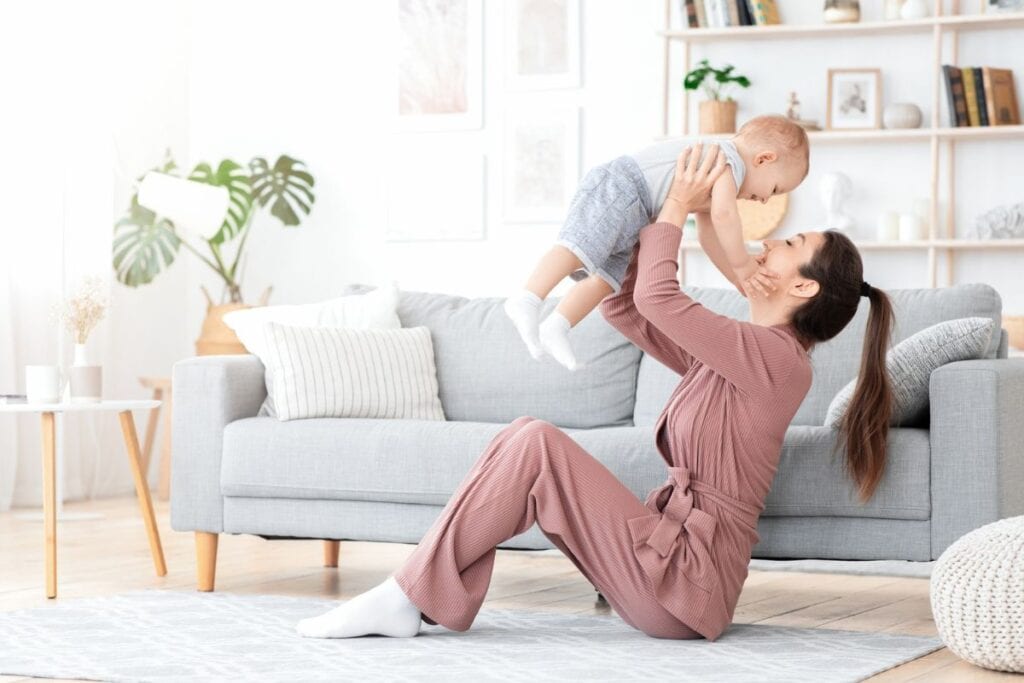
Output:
(877, 211), (900, 241)
(899, 213), (924, 241)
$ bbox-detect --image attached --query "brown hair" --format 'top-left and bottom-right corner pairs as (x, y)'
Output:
(735, 114), (810, 180)
(790, 230), (894, 503)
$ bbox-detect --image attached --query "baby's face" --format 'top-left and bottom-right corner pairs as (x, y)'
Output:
(738, 153), (805, 204)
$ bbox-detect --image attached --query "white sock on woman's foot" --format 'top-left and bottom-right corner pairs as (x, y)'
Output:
(503, 289), (546, 359)
(539, 311), (579, 371)
(295, 575), (422, 638)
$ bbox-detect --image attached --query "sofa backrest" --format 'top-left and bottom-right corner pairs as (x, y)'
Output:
(633, 283), (1005, 427)
(344, 284), (642, 428)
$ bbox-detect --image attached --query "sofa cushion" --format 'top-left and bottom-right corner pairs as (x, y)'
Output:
(220, 417), (661, 505)
(342, 283), (642, 429)
(634, 283), (1003, 427)
(221, 418), (930, 521)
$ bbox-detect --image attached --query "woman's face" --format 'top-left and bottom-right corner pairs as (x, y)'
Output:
(753, 230), (825, 300)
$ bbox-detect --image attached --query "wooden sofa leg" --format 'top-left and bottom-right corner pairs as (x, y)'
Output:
(195, 532), (219, 592)
(324, 540), (340, 568)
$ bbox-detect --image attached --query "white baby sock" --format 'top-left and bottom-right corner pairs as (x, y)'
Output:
(539, 311), (579, 371)
(295, 575), (422, 638)
(503, 289), (546, 359)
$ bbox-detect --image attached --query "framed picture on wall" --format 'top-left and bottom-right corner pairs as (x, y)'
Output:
(396, 0), (483, 131)
(505, 0), (581, 90)
(826, 68), (882, 130)
(503, 107), (581, 223)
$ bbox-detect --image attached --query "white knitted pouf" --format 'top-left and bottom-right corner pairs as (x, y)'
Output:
(930, 515), (1024, 672)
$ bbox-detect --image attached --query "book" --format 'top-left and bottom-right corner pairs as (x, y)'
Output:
(983, 67), (1021, 125)
(942, 65), (968, 127)
(737, 0), (754, 26)
(693, 0), (708, 27)
(962, 67), (981, 126)
(683, 0), (699, 28)
(726, 0), (740, 26)
(972, 67), (989, 126)
(751, 0), (780, 25)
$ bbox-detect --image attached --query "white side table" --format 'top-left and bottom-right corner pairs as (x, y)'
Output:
(0, 399), (167, 598)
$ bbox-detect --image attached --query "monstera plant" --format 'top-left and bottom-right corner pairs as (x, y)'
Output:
(112, 152), (316, 305)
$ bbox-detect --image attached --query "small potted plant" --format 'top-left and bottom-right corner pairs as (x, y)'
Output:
(684, 59), (751, 134)
(52, 275), (110, 402)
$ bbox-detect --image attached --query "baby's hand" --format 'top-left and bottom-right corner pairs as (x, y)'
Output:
(735, 261), (780, 298)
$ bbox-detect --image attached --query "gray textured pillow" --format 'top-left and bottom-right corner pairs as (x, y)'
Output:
(825, 316), (996, 428)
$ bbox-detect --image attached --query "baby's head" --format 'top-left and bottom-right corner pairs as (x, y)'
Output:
(732, 115), (810, 204)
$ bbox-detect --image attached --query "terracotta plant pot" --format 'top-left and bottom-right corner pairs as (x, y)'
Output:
(194, 286), (272, 356)
(698, 100), (738, 134)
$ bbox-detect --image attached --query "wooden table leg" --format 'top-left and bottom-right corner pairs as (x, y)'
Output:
(41, 412), (57, 599)
(118, 410), (167, 577)
(139, 388), (163, 482)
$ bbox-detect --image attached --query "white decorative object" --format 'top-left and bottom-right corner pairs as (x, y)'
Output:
(262, 323), (446, 422)
(899, 0), (929, 19)
(876, 211), (900, 241)
(899, 213), (924, 241)
(396, 0), (483, 131)
(883, 0), (904, 19)
(883, 102), (923, 129)
(503, 106), (581, 223)
(505, 0), (580, 90)
(974, 202), (1024, 239)
(137, 171), (229, 240)
(930, 515), (1024, 673)
(25, 365), (63, 404)
(819, 172), (854, 231)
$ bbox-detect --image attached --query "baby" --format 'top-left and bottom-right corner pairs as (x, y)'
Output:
(503, 114), (810, 370)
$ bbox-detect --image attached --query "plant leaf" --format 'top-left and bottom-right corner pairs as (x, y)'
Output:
(250, 155), (316, 227)
(188, 159), (253, 245)
(112, 194), (182, 287)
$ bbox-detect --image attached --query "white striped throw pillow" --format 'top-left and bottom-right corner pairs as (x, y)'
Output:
(262, 322), (446, 422)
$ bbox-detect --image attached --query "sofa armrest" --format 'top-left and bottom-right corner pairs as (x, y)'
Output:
(170, 354), (267, 533)
(929, 358), (1024, 558)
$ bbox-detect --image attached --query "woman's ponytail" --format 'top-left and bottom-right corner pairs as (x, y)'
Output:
(836, 284), (894, 503)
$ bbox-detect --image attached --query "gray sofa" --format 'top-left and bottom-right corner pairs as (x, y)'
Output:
(170, 282), (1024, 590)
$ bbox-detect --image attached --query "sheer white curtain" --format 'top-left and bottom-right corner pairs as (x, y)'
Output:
(0, 1), (191, 513)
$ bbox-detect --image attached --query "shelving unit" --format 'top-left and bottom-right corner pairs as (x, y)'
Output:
(660, 0), (1024, 287)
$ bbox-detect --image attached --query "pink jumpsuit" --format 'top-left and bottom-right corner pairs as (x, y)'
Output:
(393, 222), (814, 641)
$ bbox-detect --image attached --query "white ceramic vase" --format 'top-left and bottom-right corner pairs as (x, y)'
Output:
(70, 342), (102, 403)
(900, 0), (929, 20)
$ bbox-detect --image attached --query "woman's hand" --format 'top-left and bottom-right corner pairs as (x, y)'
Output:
(655, 143), (729, 226)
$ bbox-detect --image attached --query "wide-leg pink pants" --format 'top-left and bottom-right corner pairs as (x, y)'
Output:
(392, 416), (702, 640)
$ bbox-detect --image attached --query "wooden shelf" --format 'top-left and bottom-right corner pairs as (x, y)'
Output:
(680, 239), (1024, 251)
(656, 125), (1024, 144)
(660, 11), (1024, 43)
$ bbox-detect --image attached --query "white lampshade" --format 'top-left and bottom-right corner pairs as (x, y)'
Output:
(137, 171), (230, 241)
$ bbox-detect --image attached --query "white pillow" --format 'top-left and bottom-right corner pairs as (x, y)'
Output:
(825, 316), (995, 428)
(262, 322), (446, 422)
(222, 281), (402, 417)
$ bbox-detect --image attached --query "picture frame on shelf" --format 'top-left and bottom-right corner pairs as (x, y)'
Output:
(505, 0), (581, 90)
(826, 68), (882, 130)
(395, 0), (484, 131)
(502, 106), (581, 223)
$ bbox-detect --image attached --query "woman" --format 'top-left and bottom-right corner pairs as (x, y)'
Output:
(296, 143), (895, 642)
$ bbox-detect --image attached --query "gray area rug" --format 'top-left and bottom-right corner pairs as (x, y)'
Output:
(0, 589), (943, 682)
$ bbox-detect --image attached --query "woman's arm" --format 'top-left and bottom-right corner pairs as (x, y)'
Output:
(598, 241), (697, 377)
(631, 144), (796, 397)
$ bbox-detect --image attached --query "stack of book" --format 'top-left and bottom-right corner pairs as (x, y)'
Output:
(683, 0), (780, 28)
(942, 66), (1021, 127)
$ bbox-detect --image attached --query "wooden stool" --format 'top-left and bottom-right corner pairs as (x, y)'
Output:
(138, 376), (173, 501)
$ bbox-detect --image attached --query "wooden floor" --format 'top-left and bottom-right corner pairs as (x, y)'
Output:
(0, 496), (1016, 682)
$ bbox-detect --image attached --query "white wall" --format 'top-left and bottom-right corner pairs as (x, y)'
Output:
(6, 0), (1020, 504)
